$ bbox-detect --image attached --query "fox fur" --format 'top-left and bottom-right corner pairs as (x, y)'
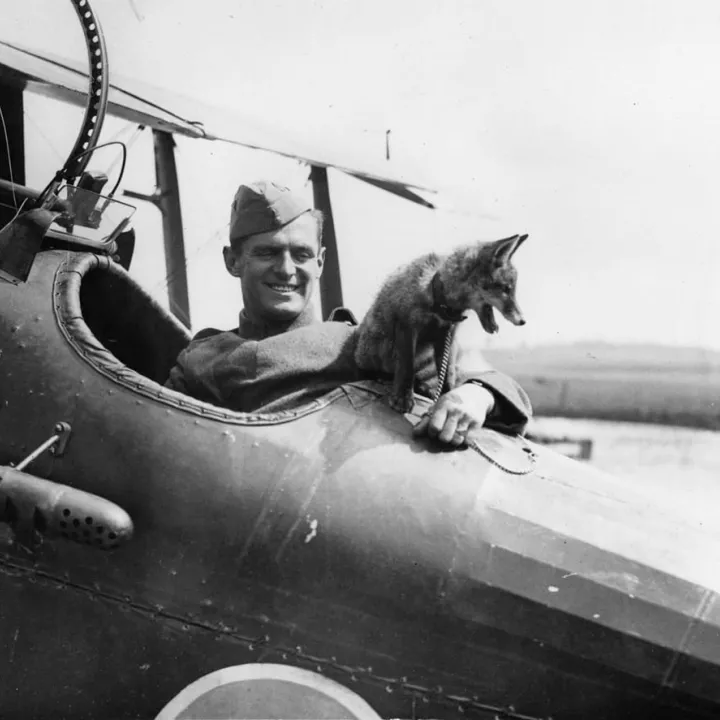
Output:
(354, 234), (528, 413)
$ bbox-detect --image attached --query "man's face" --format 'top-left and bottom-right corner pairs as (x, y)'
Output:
(224, 213), (325, 323)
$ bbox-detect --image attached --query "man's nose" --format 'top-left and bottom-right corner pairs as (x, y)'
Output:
(274, 251), (295, 277)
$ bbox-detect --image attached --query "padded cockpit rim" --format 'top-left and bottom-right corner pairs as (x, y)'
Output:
(52, 252), (355, 426)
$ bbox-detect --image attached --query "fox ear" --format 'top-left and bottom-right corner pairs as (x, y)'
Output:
(492, 233), (528, 263)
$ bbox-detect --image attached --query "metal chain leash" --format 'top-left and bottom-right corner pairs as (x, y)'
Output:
(432, 325), (537, 474)
(432, 324), (456, 404)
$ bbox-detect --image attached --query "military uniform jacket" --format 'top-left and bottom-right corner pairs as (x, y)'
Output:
(165, 308), (532, 435)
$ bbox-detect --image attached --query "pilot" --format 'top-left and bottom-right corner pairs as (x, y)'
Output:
(165, 180), (532, 446)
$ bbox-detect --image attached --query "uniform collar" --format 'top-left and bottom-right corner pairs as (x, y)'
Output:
(236, 305), (317, 340)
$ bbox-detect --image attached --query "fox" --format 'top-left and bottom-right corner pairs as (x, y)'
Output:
(354, 233), (528, 413)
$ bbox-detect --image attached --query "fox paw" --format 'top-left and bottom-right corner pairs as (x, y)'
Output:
(390, 393), (415, 414)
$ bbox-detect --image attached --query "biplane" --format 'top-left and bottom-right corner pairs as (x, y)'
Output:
(0, 2), (719, 718)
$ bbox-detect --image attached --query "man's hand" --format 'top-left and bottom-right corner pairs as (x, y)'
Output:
(412, 383), (495, 447)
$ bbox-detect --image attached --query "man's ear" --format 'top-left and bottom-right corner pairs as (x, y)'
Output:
(316, 246), (326, 276)
(223, 246), (243, 277)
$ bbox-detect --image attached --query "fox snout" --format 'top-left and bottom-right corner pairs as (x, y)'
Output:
(502, 304), (525, 326)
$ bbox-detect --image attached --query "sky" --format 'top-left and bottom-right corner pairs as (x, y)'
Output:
(6, 0), (720, 350)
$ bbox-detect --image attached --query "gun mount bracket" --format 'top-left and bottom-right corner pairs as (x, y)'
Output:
(50, 422), (72, 457)
(14, 422), (72, 471)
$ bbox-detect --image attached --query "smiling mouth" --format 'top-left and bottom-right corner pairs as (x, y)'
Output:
(266, 283), (301, 293)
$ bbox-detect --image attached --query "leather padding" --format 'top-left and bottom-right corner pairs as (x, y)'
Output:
(52, 253), (349, 424)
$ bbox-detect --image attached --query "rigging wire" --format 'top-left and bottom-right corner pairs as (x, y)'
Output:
(151, 225), (228, 299)
(0, 105), (18, 208)
(137, 132), (225, 306)
(143, 221), (237, 330)
(103, 121), (146, 154)
(0, 198), (28, 236)
(25, 114), (65, 163)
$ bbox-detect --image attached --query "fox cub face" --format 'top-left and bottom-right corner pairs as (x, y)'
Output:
(465, 234), (527, 333)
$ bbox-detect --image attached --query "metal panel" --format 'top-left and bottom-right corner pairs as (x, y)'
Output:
(1, 250), (720, 718)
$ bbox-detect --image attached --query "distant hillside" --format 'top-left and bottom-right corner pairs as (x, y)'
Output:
(484, 342), (720, 430)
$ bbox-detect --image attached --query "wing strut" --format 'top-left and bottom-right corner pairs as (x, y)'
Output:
(124, 130), (191, 329)
(310, 165), (343, 318)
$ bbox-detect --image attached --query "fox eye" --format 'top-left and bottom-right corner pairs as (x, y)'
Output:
(501, 284), (513, 294)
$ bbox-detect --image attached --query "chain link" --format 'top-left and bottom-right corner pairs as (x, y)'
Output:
(432, 325), (537, 475)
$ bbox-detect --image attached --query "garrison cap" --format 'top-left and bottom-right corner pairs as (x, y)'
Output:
(229, 181), (312, 244)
